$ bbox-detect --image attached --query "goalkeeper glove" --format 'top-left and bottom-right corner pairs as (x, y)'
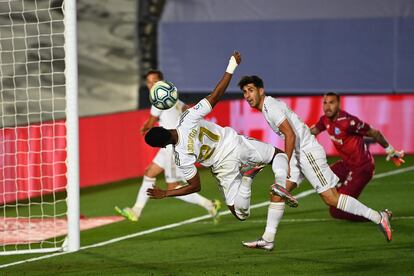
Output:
(385, 145), (405, 167)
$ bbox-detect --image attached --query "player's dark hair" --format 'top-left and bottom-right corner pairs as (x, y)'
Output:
(145, 127), (172, 148)
(324, 91), (340, 101)
(145, 69), (164, 80)
(238, 75), (264, 90)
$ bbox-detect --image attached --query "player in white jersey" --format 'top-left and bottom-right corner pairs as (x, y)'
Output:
(115, 70), (221, 223)
(144, 52), (298, 250)
(237, 75), (393, 248)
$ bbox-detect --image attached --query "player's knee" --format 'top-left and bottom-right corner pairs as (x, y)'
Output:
(144, 164), (158, 178)
(143, 166), (152, 177)
(320, 194), (337, 207)
(272, 153), (288, 185)
(320, 188), (340, 207)
(272, 153), (288, 171)
(322, 197), (336, 207)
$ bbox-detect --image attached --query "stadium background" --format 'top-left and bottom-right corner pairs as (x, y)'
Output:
(75, 0), (414, 189)
(2, 0), (414, 201)
(1, 1), (414, 271)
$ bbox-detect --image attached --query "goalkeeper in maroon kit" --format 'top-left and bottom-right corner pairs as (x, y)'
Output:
(310, 92), (404, 221)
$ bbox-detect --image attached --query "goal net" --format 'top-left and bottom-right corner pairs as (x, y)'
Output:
(0, 0), (79, 255)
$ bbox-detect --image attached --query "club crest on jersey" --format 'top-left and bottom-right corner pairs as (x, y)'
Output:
(334, 127), (341, 135)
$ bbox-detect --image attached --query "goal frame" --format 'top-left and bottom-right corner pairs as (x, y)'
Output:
(64, 0), (80, 253)
(0, 0), (79, 255)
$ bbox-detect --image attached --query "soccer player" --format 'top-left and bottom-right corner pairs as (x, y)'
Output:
(145, 52), (298, 251)
(238, 75), (393, 247)
(309, 92), (404, 221)
(115, 70), (221, 223)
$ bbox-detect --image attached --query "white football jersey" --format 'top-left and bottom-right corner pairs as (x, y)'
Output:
(150, 100), (185, 129)
(262, 96), (316, 151)
(174, 98), (240, 180)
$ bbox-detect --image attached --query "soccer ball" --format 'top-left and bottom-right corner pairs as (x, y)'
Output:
(149, 80), (178, 110)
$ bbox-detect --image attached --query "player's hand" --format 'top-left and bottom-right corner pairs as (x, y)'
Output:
(386, 148), (405, 167)
(226, 51), (241, 74)
(147, 187), (167, 199)
(232, 51), (241, 65)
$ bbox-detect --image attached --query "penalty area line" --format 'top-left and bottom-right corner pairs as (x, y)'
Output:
(1, 165), (413, 269)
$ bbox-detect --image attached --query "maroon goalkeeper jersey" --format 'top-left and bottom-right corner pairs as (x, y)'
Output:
(315, 110), (373, 168)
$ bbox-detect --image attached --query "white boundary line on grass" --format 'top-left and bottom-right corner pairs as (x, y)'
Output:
(197, 216), (414, 224)
(1, 165), (413, 269)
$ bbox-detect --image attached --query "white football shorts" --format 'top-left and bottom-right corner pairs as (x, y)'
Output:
(211, 135), (275, 206)
(153, 146), (185, 183)
(288, 143), (339, 194)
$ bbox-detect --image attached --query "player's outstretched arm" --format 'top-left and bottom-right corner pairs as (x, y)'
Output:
(278, 119), (296, 163)
(366, 128), (405, 166)
(205, 51), (241, 108)
(147, 171), (202, 199)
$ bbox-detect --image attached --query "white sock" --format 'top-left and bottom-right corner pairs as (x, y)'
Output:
(234, 176), (253, 220)
(177, 193), (214, 212)
(272, 153), (288, 188)
(132, 176), (156, 217)
(337, 194), (381, 224)
(262, 202), (285, 242)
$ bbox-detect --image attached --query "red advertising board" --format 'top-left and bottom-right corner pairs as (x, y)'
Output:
(1, 95), (413, 204)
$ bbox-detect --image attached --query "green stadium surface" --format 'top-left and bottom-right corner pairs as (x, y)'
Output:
(1, 155), (413, 275)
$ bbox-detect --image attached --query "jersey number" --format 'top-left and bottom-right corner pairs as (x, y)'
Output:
(198, 127), (220, 161)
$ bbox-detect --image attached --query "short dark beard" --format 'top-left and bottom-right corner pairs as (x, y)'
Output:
(326, 109), (339, 120)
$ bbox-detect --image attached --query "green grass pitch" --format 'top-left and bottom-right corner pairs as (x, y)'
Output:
(1, 155), (414, 275)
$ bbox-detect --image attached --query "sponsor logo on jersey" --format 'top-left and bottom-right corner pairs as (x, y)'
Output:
(334, 127), (341, 135)
(329, 135), (343, 145)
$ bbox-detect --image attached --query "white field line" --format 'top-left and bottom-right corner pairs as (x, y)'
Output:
(1, 165), (413, 269)
(196, 216), (414, 224)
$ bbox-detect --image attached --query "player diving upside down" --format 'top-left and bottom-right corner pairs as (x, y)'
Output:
(144, 51), (298, 250)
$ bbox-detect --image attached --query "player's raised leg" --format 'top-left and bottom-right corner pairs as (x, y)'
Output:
(329, 160), (373, 222)
(302, 149), (392, 242)
(324, 189), (392, 241)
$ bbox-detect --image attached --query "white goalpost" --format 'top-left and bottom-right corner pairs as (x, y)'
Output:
(0, 0), (79, 255)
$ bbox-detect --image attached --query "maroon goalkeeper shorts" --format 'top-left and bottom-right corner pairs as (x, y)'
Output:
(328, 159), (375, 221)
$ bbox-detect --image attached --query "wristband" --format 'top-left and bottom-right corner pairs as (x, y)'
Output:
(226, 56), (238, 74)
